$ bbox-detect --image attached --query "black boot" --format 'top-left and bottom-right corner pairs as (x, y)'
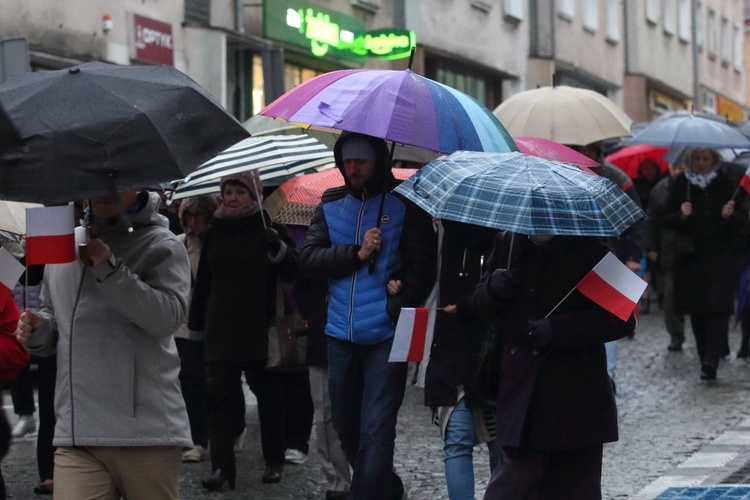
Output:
(202, 469), (235, 491)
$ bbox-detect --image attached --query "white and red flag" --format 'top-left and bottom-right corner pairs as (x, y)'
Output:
(740, 166), (750, 194)
(575, 251), (647, 322)
(0, 247), (24, 305)
(389, 307), (436, 362)
(25, 205), (76, 265)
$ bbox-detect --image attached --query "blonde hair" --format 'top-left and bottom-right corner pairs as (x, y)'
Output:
(684, 147), (721, 170)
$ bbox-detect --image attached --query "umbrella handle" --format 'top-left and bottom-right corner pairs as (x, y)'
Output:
(368, 192), (386, 275)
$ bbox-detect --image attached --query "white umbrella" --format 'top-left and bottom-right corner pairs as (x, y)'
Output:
(493, 86), (633, 146)
(169, 134), (335, 200)
(0, 200), (43, 236)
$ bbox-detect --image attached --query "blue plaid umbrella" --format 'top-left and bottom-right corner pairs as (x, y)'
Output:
(394, 151), (644, 236)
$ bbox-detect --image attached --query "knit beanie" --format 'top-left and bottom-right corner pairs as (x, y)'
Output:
(220, 170), (263, 201)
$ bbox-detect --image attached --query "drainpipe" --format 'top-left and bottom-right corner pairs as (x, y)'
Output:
(236, 0), (245, 33)
(691, 0), (699, 108)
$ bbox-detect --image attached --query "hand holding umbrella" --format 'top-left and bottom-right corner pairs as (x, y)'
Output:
(358, 227), (382, 262)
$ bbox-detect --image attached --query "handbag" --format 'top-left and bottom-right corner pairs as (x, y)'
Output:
(267, 279), (308, 371)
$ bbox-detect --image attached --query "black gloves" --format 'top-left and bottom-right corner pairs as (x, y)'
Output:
(489, 269), (520, 300)
(527, 319), (554, 351)
(263, 228), (282, 254)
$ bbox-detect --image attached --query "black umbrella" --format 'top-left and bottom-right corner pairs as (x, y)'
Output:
(0, 103), (22, 152)
(0, 61), (249, 205)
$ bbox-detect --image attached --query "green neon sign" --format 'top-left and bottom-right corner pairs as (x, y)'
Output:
(264, 0), (415, 61)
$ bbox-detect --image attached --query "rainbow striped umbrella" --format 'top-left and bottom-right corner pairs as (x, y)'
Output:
(260, 69), (516, 155)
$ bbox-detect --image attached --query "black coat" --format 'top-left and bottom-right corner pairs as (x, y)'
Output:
(472, 234), (635, 450)
(188, 210), (298, 362)
(662, 171), (747, 315)
(424, 220), (498, 408)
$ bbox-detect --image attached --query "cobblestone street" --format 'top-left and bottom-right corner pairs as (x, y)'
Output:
(2, 306), (750, 499)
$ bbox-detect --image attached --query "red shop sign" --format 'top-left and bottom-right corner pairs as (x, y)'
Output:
(133, 14), (173, 65)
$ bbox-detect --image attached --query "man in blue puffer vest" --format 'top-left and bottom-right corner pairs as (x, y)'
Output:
(301, 132), (436, 500)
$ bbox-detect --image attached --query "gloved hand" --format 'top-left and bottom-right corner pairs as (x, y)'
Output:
(489, 269), (520, 300)
(263, 228), (282, 254)
(527, 319), (554, 351)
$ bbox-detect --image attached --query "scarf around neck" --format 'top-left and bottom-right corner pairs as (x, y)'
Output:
(685, 169), (718, 190)
(213, 203), (259, 220)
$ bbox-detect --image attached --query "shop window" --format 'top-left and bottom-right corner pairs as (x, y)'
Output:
(252, 55), (264, 116)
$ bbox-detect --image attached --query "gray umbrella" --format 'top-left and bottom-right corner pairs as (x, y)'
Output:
(0, 61), (249, 205)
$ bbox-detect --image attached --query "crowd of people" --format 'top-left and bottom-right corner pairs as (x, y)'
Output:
(1, 131), (749, 500)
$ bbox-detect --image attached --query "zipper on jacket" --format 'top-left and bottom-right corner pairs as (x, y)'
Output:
(68, 266), (87, 446)
(347, 190), (368, 342)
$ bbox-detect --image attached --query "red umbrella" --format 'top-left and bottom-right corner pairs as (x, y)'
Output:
(264, 168), (418, 226)
(605, 144), (669, 178)
(514, 136), (600, 174)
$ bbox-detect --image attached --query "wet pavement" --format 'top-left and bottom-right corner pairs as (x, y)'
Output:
(2, 304), (750, 499)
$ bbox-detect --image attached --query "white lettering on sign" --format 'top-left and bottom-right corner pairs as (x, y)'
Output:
(135, 25), (173, 50)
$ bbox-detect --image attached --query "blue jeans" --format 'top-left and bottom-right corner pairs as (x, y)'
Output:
(605, 340), (618, 380)
(444, 399), (501, 500)
(328, 338), (407, 500)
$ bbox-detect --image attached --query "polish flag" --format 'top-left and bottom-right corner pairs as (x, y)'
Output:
(25, 205), (76, 265)
(0, 247), (24, 305)
(389, 308), (435, 362)
(575, 252), (647, 322)
(740, 166), (750, 193)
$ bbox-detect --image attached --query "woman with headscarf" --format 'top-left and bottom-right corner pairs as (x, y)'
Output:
(188, 171), (299, 490)
(173, 195), (218, 464)
(662, 147), (747, 380)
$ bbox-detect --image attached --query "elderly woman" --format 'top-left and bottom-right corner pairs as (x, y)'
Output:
(662, 147), (747, 380)
(188, 171), (298, 490)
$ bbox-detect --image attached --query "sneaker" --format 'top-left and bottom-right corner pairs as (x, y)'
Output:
(182, 445), (208, 463)
(11, 415), (36, 438)
(284, 448), (308, 465)
(233, 428), (246, 453)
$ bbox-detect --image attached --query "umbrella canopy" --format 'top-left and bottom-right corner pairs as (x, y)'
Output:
(628, 110), (750, 149)
(513, 136), (600, 173)
(259, 68), (517, 155)
(169, 135), (335, 200)
(493, 86), (633, 146)
(264, 167), (418, 226)
(0, 103), (22, 152)
(0, 61), (249, 204)
(394, 151), (644, 237)
(605, 144), (669, 178)
(0, 200), (43, 235)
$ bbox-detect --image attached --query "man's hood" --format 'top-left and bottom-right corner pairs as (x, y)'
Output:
(333, 133), (394, 197)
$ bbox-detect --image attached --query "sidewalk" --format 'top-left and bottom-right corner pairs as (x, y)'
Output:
(635, 415), (750, 499)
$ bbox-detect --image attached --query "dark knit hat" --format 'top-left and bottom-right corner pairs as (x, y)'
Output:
(220, 170), (263, 199)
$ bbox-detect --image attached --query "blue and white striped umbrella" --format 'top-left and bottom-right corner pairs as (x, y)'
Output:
(394, 151), (645, 237)
(169, 135), (334, 200)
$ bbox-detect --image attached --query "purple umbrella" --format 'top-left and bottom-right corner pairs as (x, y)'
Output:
(260, 68), (516, 155)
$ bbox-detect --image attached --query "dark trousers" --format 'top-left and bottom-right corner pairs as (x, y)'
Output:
(36, 355), (56, 482)
(176, 339), (208, 447)
(690, 314), (730, 369)
(10, 363), (34, 416)
(327, 338), (407, 500)
(280, 370), (313, 454)
(205, 360), (285, 481)
(484, 445), (603, 500)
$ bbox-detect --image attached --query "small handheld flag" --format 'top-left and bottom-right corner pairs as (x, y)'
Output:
(389, 307), (435, 362)
(575, 252), (647, 321)
(25, 205), (76, 265)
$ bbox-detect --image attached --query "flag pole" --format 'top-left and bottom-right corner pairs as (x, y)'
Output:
(544, 285), (577, 319)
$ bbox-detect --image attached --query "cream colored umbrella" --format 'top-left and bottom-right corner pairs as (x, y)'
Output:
(493, 86), (633, 146)
(0, 201), (43, 236)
